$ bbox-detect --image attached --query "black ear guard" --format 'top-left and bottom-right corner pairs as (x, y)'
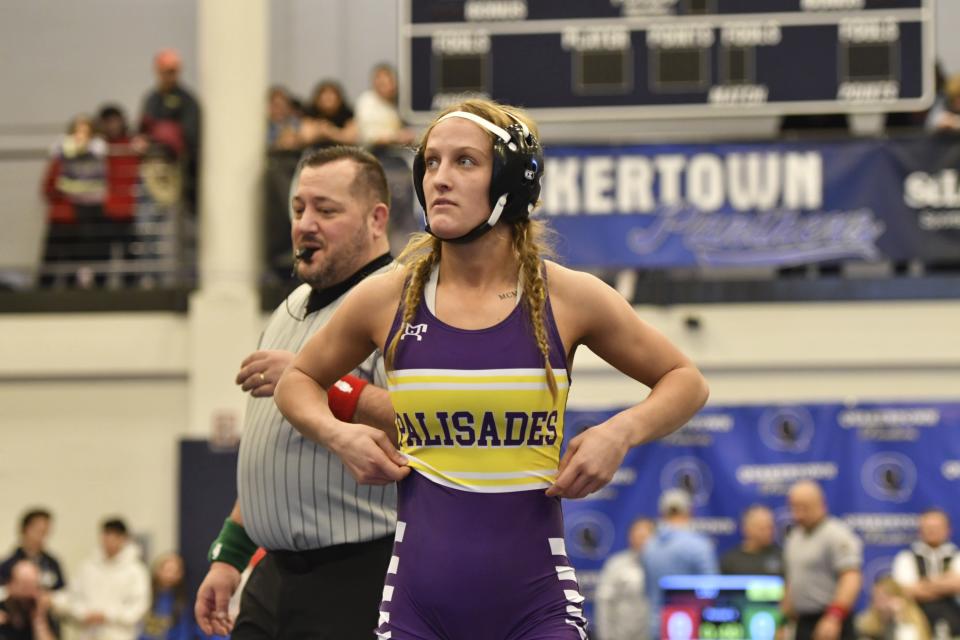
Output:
(413, 111), (545, 244)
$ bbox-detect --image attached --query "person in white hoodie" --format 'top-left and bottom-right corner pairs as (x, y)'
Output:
(60, 519), (149, 640)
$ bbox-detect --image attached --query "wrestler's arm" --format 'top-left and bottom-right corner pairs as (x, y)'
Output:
(275, 270), (410, 484)
(350, 385), (396, 435)
(546, 263), (709, 499)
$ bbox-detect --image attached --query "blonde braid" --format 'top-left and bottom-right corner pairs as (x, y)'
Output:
(513, 220), (558, 402)
(385, 233), (441, 374)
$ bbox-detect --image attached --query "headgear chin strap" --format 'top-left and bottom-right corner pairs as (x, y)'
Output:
(413, 110), (544, 244)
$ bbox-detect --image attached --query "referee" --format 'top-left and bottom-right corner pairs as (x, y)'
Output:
(782, 480), (863, 640)
(194, 146), (399, 639)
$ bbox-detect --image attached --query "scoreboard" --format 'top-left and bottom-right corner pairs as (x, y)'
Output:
(399, 0), (935, 122)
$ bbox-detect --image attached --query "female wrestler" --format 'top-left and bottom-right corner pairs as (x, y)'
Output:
(275, 99), (709, 638)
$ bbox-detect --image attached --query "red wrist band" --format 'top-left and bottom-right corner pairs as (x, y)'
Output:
(328, 374), (368, 422)
(825, 604), (848, 620)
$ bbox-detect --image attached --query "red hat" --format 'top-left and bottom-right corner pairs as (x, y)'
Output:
(154, 48), (181, 71)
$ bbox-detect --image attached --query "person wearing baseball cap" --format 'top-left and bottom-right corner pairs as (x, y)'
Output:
(139, 47), (201, 210)
(641, 488), (719, 638)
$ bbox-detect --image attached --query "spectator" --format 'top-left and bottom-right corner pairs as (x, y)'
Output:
(857, 576), (931, 640)
(266, 87), (301, 151)
(138, 553), (197, 640)
(263, 85), (308, 280)
(0, 560), (56, 640)
(41, 114), (109, 288)
(892, 508), (960, 636)
(42, 114), (108, 248)
(782, 480), (862, 640)
(642, 489), (718, 639)
(354, 63), (415, 148)
(60, 518), (149, 640)
(0, 510), (66, 594)
(139, 48), (201, 210)
(720, 504), (783, 576)
(927, 73), (960, 134)
(354, 64), (419, 251)
(299, 80), (357, 148)
(595, 517), (655, 640)
(97, 105), (140, 224)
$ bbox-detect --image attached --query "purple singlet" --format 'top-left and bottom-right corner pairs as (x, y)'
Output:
(376, 288), (587, 639)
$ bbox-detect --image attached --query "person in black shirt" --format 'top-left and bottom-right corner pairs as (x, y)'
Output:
(720, 504), (783, 576)
(0, 561), (56, 640)
(0, 510), (65, 593)
(892, 508), (960, 636)
(138, 48), (201, 210)
(299, 80), (358, 149)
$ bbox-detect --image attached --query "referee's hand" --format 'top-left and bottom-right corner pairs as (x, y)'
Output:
(195, 562), (241, 636)
(236, 350), (295, 398)
(331, 424), (410, 485)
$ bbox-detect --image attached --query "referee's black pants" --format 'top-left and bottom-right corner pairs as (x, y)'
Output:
(232, 536), (393, 640)
(794, 612), (856, 640)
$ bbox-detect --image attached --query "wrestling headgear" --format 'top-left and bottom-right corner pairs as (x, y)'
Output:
(413, 110), (544, 244)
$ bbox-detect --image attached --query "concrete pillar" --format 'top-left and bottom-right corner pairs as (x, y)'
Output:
(187, 0), (267, 438)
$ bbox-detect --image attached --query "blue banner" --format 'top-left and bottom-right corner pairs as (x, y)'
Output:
(540, 138), (960, 268)
(562, 401), (960, 620)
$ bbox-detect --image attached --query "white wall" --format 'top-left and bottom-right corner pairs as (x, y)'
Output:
(568, 301), (960, 407)
(0, 314), (189, 570)
(0, 379), (186, 573)
(936, 0), (960, 75)
(0, 0), (197, 131)
(0, 0), (397, 134)
(2, 301), (959, 573)
(269, 0), (400, 105)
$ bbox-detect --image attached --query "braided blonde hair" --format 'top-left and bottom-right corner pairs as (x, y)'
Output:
(384, 231), (441, 376)
(512, 218), (558, 400)
(385, 99), (559, 400)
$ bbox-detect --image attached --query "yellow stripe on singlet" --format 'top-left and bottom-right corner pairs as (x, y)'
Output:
(388, 367), (569, 493)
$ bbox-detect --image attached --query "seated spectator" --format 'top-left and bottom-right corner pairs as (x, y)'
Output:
(857, 576), (931, 640)
(299, 80), (357, 148)
(138, 553), (197, 640)
(892, 508), (960, 636)
(0, 509), (66, 594)
(720, 504), (783, 576)
(0, 561), (57, 640)
(595, 517), (655, 640)
(266, 87), (301, 151)
(59, 518), (149, 640)
(927, 73), (960, 134)
(355, 63), (415, 149)
(40, 115), (108, 287)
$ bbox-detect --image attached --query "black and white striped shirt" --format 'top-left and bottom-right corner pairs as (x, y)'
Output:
(238, 265), (397, 551)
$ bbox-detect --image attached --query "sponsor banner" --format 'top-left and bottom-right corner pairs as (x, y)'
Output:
(563, 401), (960, 619)
(540, 137), (960, 267)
